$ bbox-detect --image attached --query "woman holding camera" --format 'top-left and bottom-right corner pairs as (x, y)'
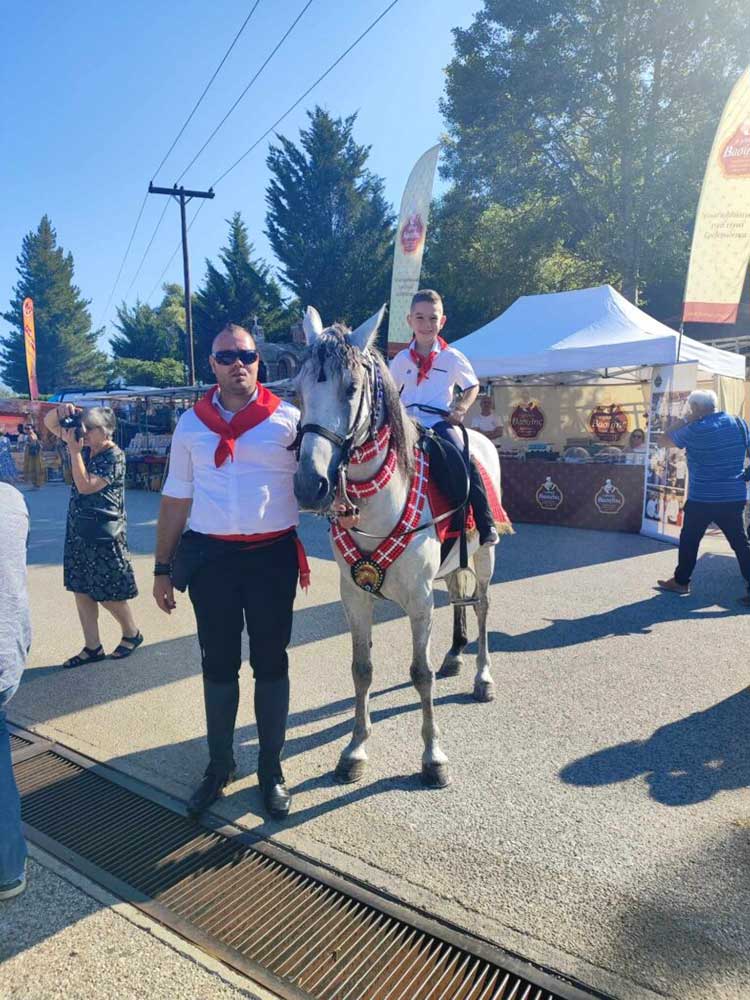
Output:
(44, 404), (142, 667)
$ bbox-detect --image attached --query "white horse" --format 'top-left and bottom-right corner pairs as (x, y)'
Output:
(293, 306), (506, 788)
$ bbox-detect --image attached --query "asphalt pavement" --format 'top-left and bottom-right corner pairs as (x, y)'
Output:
(7, 483), (750, 1000)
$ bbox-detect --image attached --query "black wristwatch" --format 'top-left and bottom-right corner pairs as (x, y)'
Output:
(154, 562), (172, 576)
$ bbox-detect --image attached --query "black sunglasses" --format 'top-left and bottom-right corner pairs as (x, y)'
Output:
(212, 349), (259, 366)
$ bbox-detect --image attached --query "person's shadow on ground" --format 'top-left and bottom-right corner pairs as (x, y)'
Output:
(483, 588), (744, 655)
(560, 686), (750, 806)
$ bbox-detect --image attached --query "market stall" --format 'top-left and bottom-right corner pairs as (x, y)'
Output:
(457, 285), (745, 536)
(49, 379), (298, 490)
(49, 386), (203, 489)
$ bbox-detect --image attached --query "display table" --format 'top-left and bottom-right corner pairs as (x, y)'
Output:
(126, 454), (168, 491)
(499, 458), (646, 533)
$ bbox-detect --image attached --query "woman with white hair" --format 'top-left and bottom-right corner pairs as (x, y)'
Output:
(44, 404), (141, 666)
(656, 388), (750, 598)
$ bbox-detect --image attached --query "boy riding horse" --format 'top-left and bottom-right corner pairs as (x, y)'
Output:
(389, 289), (498, 547)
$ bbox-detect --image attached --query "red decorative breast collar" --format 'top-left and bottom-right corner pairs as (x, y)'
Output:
(193, 384), (281, 467)
(332, 447), (429, 594)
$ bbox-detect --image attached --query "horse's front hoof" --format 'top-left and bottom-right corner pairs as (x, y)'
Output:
(334, 758), (367, 784)
(473, 680), (496, 703)
(437, 656), (462, 678)
(421, 762), (451, 788)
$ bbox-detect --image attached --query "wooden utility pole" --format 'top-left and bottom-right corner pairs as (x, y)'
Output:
(148, 183), (214, 385)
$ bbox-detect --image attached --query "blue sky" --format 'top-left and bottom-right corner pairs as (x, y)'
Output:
(1, 0), (479, 352)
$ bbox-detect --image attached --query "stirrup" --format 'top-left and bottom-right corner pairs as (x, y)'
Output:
(448, 567), (479, 606)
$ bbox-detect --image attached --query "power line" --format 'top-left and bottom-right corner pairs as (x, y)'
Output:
(153, 0), (262, 181)
(118, 0), (304, 309)
(146, 0), (401, 308)
(121, 198), (171, 306)
(211, 0), (400, 187)
(175, 0), (315, 183)
(96, 191), (148, 329)
(98, 2), (262, 327)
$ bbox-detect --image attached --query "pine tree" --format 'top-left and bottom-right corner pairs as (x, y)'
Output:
(111, 285), (184, 362)
(265, 107), (395, 328)
(193, 213), (289, 382)
(110, 284), (186, 386)
(0, 216), (108, 393)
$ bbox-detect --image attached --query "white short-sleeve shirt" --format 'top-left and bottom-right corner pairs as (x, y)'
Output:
(471, 413), (502, 435)
(389, 342), (478, 428)
(163, 394), (300, 535)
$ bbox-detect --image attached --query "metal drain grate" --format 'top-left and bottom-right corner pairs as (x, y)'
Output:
(13, 738), (606, 1000)
(9, 732), (32, 753)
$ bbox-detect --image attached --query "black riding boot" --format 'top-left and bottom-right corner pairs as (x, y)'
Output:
(469, 460), (496, 545)
(255, 675), (291, 819)
(187, 676), (239, 818)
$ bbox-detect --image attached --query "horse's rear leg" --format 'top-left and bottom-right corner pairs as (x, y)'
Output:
(408, 602), (451, 788)
(335, 583), (374, 783)
(471, 546), (495, 703)
(438, 604), (467, 677)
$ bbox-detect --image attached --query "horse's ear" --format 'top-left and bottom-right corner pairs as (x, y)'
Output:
(349, 304), (386, 352)
(303, 306), (324, 345)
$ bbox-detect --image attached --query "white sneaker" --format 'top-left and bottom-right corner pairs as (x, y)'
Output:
(481, 527), (499, 547)
(0, 870), (26, 901)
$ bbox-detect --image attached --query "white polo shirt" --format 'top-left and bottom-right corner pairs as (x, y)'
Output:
(389, 341), (478, 428)
(163, 392), (300, 535)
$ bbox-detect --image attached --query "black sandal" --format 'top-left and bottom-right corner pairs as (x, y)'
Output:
(63, 645), (106, 669)
(110, 631), (144, 659)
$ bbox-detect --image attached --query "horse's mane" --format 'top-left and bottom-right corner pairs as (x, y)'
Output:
(307, 324), (417, 476)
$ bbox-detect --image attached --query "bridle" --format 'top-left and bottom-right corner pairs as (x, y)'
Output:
(289, 348), (382, 474)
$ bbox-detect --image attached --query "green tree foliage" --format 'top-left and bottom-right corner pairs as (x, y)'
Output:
(111, 357), (186, 387)
(0, 216), (108, 393)
(265, 107), (395, 327)
(424, 190), (613, 340)
(438, 0), (750, 316)
(193, 213), (289, 382)
(111, 283), (184, 362)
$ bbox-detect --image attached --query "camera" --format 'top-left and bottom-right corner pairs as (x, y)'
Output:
(60, 412), (85, 440)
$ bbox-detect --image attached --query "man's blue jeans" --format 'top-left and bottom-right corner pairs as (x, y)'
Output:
(0, 684), (26, 885)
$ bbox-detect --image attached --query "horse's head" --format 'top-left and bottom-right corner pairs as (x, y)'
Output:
(293, 305), (385, 512)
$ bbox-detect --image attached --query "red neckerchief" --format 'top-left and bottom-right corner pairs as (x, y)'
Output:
(193, 384), (281, 468)
(409, 336), (448, 385)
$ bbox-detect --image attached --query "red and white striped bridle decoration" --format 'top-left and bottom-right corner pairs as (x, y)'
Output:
(348, 424), (390, 466)
(345, 445), (397, 499)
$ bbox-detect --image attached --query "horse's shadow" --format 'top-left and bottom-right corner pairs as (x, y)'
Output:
(560, 687), (750, 806)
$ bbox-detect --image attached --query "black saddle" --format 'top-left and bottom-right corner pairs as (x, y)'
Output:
(419, 429), (470, 562)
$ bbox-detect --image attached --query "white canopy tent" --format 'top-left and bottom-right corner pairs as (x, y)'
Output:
(454, 285), (745, 381)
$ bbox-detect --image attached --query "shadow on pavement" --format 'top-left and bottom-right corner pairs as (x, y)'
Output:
(602, 827), (750, 996)
(14, 588), (448, 716)
(483, 552), (747, 655)
(560, 686), (750, 806)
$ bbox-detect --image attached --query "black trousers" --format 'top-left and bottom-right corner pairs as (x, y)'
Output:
(674, 500), (750, 587)
(188, 533), (298, 684)
(432, 420), (495, 540)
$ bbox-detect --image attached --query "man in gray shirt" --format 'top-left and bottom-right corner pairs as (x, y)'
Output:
(0, 483), (31, 899)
